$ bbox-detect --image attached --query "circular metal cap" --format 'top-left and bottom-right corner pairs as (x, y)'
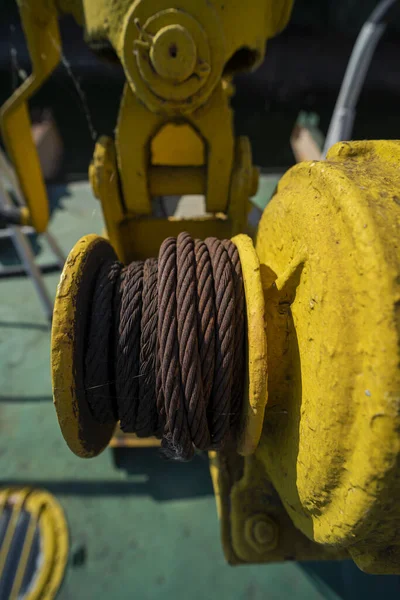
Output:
(51, 234), (117, 458)
(150, 24), (197, 83)
(121, 2), (225, 114)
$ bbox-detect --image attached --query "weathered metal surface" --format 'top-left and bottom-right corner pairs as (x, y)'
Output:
(92, 87), (256, 262)
(209, 445), (347, 566)
(115, 80), (234, 216)
(253, 140), (400, 572)
(231, 234), (268, 457)
(89, 136), (126, 261)
(211, 142), (400, 572)
(78, 0), (293, 101)
(51, 234), (117, 458)
(120, 2), (223, 115)
(0, 0), (292, 253)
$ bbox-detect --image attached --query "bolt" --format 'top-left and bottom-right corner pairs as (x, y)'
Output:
(149, 24), (197, 83)
(253, 520), (275, 546)
(245, 514), (278, 553)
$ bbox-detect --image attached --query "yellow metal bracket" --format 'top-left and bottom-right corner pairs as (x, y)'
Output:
(83, 0), (293, 262)
(209, 447), (347, 565)
(96, 80), (257, 262)
(0, 0), (62, 233)
(116, 81), (235, 216)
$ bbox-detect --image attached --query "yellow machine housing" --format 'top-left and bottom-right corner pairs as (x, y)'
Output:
(1, 0), (400, 576)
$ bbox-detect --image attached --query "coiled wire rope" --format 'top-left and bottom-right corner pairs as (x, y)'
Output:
(84, 232), (245, 461)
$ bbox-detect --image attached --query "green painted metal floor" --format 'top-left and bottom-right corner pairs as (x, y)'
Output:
(1, 183), (400, 599)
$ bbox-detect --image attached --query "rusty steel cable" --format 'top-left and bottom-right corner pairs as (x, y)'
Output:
(157, 236), (193, 460)
(205, 237), (235, 445)
(136, 258), (159, 437)
(177, 233), (210, 451)
(84, 232), (246, 461)
(85, 259), (122, 424)
(194, 239), (216, 407)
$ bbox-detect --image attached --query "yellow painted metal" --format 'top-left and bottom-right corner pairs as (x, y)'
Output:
(210, 143), (400, 571)
(229, 137), (259, 237)
(51, 234), (117, 457)
(90, 127), (238, 263)
(106, 80), (257, 260)
(0, 488), (31, 581)
(151, 123), (204, 166)
(149, 24), (198, 82)
(208, 447), (346, 565)
(89, 136), (126, 261)
(115, 215), (234, 264)
(231, 234), (268, 457)
(0, 0), (293, 238)
(79, 0), (294, 64)
(0, 0), (61, 233)
(25, 490), (69, 600)
(251, 140), (400, 573)
(120, 3), (222, 115)
(149, 166), (206, 196)
(76, 0), (293, 115)
(0, 487), (68, 600)
(109, 433), (161, 448)
(115, 81), (235, 217)
(71, 0), (289, 259)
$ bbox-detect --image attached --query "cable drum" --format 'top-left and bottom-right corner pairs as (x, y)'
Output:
(83, 232), (246, 461)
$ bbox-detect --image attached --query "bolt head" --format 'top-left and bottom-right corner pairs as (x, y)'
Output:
(245, 515), (278, 553)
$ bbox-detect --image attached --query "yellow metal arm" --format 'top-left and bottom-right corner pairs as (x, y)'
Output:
(0, 0), (61, 233)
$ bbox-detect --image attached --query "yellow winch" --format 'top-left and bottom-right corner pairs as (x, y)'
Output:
(1, 0), (400, 577)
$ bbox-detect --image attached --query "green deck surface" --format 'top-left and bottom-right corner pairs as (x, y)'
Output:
(0, 183), (398, 599)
